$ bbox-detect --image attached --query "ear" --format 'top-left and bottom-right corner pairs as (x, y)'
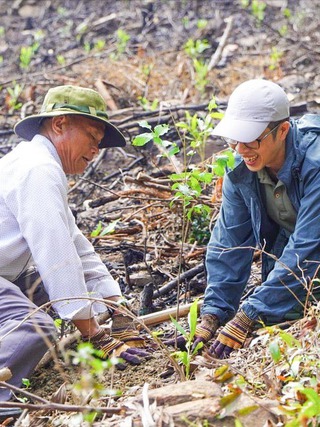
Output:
(278, 121), (290, 141)
(51, 115), (67, 135)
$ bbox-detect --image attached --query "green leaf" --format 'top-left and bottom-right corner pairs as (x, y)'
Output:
(170, 315), (188, 337)
(212, 163), (226, 177)
(269, 339), (281, 362)
(168, 145), (180, 156)
(132, 133), (153, 146)
(220, 388), (242, 407)
(100, 220), (119, 236)
(22, 378), (31, 388)
(137, 120), (152, 130)
(279, 331), (301, 348)
(154, 123), (169, 136)
(91, 221), (103, 237)
(188, 299), (199, 337)
(300, 388), (320, 417)
(237, 405), (259, 416)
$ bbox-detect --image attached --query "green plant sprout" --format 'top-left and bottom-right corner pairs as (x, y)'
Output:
(22, 378), (31, 388)
(196, 19), (208, 30)
(170, 299), (202, 379)
(94, 39), (105, 51)
(269, 46), (283, 71)
(6, 82), (23, 112)
(132, 102), (234, 244)
(184, 38), (210, 58)
(110, 28), (130, 59)
(56, 54), (66, 65)
(19, 42), (40, 70)
(250, 321), (320, 426)
(64, 342), (122, 425)
(138, 96), (159, 111)
(241, 0), (267, 25)
(132, 121), (179, 158)
(141, 63), (154, 77)
(183, 38), (211, 93)
(176, 97), (224, 162)
(69, 342), (122, 399)
(90, 220), (119, 237)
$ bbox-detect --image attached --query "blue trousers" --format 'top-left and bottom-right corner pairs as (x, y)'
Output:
(0, 271), (56, 401)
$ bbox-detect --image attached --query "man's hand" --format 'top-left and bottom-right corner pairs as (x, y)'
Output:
(82, 329), (150, 368)
(208, 310), (255, 359)
(111, 310), (146, 348)
(165, 314), (219, 351)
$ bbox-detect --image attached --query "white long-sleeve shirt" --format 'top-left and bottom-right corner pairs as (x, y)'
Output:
(0, 135), (121, 319)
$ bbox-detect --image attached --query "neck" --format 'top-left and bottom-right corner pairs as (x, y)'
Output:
(265, 167), (278, 182)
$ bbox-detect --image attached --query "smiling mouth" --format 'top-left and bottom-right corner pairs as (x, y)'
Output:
(243, 155), (258, 164)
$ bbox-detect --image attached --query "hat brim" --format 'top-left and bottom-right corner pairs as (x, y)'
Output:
(212, 117), (269, 143)
(14, 111), (126, 148)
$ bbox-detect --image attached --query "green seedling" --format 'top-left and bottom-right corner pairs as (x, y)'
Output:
(22, 378), (31, 389)
(19, 42), (40, 70)
(56, 54), (66, 65)
(69, 342), (122, 399)
(90, 220), (119, 237)
(196, 19), (208, 29)
(184, 38), (210, 58)
(241, 0), (266, 25)
(6, 82), (23, 112)
(269, 46), (283, 70)
(110, 28), (130, 59)
(170, 299), (202, 379)
(138, 96), (159, 111)
(183, 38), (211, 94)
(132, 120), (179, 157)
(176, 96), (224, 162)
(132, 101), (234, 245)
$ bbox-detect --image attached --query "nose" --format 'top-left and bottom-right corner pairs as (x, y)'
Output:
(236, 142), (252, 154)
(91, 145), (99, 156)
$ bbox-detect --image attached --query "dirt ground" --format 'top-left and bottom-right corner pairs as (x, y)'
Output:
(1, 0), (320, 425)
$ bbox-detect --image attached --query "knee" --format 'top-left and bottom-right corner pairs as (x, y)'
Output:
(29, 310), (58, 343)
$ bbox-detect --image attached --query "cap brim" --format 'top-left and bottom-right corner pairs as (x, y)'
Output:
(14, 112), (126, 148)
(212, 117), (269, 143)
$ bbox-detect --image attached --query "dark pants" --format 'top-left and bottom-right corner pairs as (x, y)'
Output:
(0, 270), (56, 401)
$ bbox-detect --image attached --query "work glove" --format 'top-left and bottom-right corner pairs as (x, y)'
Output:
(111, 311), (146, 348)
(165, 314), (219, 352)
(108, 297), (147, 348)
(208, 310), (256, 359)
(82, 328), (150, 368)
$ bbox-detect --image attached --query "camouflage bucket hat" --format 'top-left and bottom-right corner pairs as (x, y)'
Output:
(14, 85), (126, 148)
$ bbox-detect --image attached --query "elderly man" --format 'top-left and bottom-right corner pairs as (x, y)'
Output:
(0, 85), (148, 418)
(170, 79), (320, 359)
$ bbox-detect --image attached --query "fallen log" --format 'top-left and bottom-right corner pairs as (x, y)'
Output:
(153, 263), (204, 298)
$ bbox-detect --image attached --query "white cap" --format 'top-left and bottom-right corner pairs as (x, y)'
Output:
(212, 79), (290, 143)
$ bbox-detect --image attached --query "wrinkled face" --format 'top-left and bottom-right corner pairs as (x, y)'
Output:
(234, 122), (289, 173)
(51, 115), (105, 174)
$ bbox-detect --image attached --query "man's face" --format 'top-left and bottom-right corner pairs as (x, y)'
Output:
(234, 123), (289, 173)
(53, 115), (105, 174)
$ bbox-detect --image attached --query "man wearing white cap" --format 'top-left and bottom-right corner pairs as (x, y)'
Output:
(0, 85), (149, 419)
(187, 79), (320, 358)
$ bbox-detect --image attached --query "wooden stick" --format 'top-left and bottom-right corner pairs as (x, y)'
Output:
(138, 299), (203, 327)
(208, 16), (233, 71)
(153, 264), (204, 298)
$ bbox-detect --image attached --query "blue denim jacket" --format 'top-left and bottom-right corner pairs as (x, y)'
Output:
(203, 114), (320, 325)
